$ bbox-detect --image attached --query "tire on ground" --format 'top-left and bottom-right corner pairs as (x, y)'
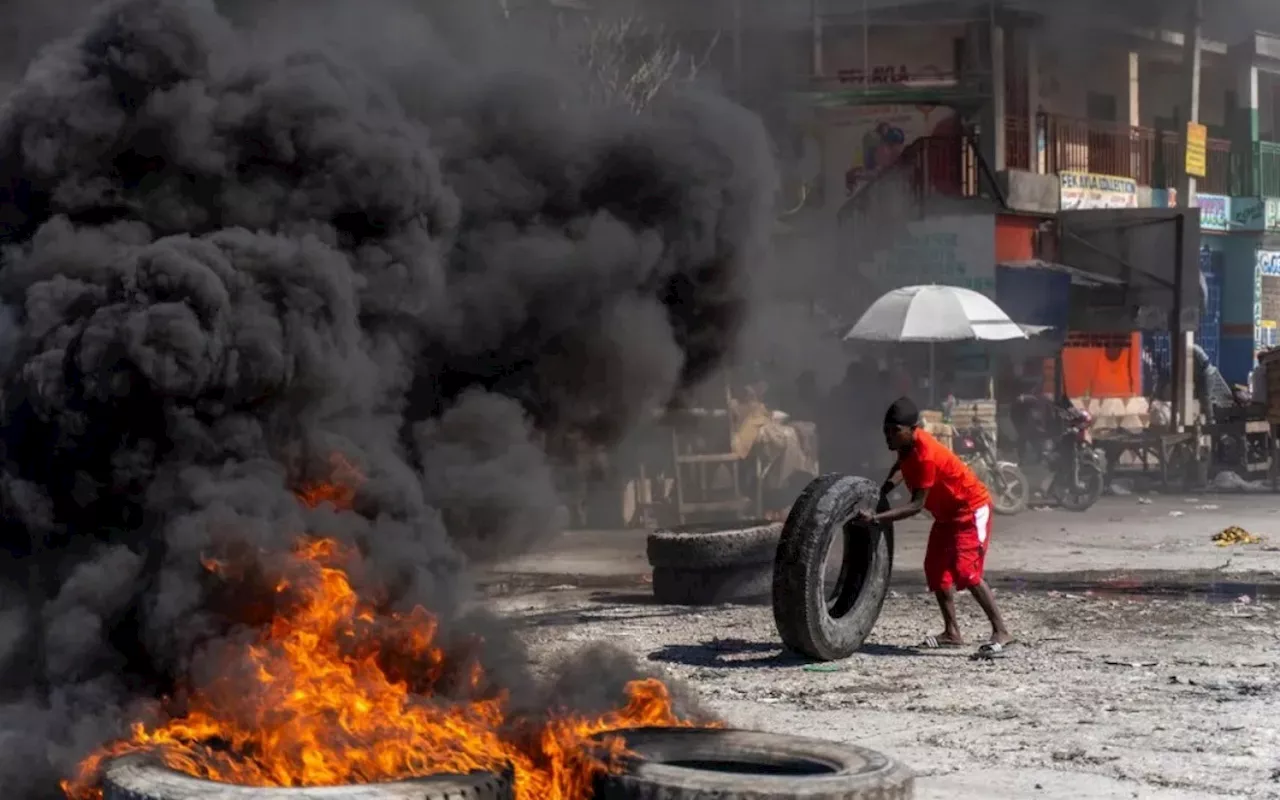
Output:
(991, 463), (1029, 516)
(771, 474), (894, 662)
(646, 520), (783, 570)
(591, 727), (914, 800)
(651, 563), (772, 606)
(102, 754), (514, 800)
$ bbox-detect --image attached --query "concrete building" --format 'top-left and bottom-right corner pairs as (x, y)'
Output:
(620, 0), (1280, 402)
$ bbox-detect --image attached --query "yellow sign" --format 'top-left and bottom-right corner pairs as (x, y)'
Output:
(1185, 122), (1207, 178)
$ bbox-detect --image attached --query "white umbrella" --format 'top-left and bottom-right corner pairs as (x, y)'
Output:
(843, 285), (1045, 405)
(844, 284), (1032, 342)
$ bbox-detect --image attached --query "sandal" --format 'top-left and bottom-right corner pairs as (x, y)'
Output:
(919, 634), (964, 649)
(972, 640), (1019, 659)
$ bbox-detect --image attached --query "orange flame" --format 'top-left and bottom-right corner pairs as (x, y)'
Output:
(61, 455), (706, 800)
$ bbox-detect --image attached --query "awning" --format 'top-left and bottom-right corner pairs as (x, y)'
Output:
(998, 259), (1126, 288)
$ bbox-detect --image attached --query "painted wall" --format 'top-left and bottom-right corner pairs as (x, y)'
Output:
(1062, 333), (1142, 398)
(1219, 235), (1261, 384)
(859, 213), (997, 298)
(820, 24), (964, 86)
(994, 215), (1037, 261)
(820, 104), (958, 207)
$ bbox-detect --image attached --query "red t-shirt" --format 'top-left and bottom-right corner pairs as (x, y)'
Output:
(899, 428), (991, 522)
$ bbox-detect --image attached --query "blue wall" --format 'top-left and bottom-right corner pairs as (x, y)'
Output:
(1219, 235), (1260, 385)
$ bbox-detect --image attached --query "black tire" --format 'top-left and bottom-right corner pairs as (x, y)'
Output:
(989, 463), (1029, 516)
(771, 474), (894, 662)
(102, 753), (514, 800)
(1060, 458), (1104, 512)
(651, 563), (772, 606)
(592, 727), (914, 800)
(646, 521), (783, 569)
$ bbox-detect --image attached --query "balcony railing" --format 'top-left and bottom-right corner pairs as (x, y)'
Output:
(1036, 113), (1157, 184)
(1011, 113), (1236, 195)
(837, 134), (996, 226)
(1259, 141), (1280, 197)
(1004, 115), (1032, 171)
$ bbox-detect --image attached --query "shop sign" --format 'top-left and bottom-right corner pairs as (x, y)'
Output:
(1195, 194), (1228, 230)
(1257, 251), (1275, 352)
(1059, 172), (1137, 210)
(1184, 122), (1207, 178)
(1233, 197), (1265, 231)
(1258, 250), (1280, 276)
(1266, 197), (1280, 231)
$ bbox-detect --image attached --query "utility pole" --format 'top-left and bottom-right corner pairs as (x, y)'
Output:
(732, 0), (743, 97)
(1173, 0), (1202, 431)
(811, 0), (824, 78)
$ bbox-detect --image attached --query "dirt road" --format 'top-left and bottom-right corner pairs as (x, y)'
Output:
(488, 495), (1280, 799)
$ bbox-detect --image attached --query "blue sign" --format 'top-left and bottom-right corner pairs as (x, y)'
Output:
(1258, 250), (1280, 276)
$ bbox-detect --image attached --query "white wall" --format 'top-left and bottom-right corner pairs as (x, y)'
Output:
(1137, 57), (1229, 131)
(1036, 42), (1229, 132)
(820, 23), (964, 83)
(1037, 46), (1131, 120)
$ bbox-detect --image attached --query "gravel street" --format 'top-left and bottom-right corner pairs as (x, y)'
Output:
(487, 494), (1280, 799)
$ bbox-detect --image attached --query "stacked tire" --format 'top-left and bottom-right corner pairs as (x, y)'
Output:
(646, 520), (783, 606)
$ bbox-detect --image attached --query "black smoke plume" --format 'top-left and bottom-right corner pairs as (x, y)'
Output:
(0, 0), (774, 794)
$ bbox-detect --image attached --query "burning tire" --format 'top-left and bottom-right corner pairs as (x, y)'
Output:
(771, 474), (894, 662)
(102, 754), (514, 800)
(647, 521), (781, 606)
(592, 727), (914, 799)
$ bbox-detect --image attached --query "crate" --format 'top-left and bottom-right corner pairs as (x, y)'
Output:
(922, 400), (997, 449)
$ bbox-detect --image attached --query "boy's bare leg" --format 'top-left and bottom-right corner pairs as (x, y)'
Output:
(968, 580), (1013, 645)
(931, 589), (964, 644)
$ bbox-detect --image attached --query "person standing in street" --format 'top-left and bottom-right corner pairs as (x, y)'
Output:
(854, 396), (1015, 655)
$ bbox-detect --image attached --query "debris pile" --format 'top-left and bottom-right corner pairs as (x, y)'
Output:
(1212, 526), (1265, 547)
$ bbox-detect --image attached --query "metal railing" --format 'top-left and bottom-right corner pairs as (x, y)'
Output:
(1201, 137), (1233, 195)
(836, 134), (1001, 263)
(1018, 113), (1235, 195)
(1037, 113), (1156, 184)
(837, 134), (995, 226)
(1258, 141), (1280, 197)
(1004, 115), (1032, 171)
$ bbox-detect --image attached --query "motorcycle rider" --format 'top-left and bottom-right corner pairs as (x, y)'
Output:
(854, 397), (1015, 654)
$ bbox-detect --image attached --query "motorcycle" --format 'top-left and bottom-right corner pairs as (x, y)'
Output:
(952, 423), (1030, 516)
(1047, 407), (1106, 512)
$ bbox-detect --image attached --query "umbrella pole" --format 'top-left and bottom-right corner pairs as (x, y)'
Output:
(929, 341), (936, 407)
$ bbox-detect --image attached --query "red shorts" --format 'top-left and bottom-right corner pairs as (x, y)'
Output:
(924, 504), (991, 592)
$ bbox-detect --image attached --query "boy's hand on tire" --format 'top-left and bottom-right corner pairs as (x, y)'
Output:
(852, 508), (875, 525)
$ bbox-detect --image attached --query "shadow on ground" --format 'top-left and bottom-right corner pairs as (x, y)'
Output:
(647, 637), (929, 669)
(648, 638), (804, 669)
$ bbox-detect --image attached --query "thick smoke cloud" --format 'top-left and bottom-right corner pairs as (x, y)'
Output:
(0, 0), (775, 794)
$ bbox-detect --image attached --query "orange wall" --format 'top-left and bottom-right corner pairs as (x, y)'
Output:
(994, 218), (1140, 399)
(995, 215), (1037, 261)
(1061, 333), (1142, 398)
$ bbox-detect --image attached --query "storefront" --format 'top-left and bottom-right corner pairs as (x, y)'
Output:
(1142, 195), (1226, 388)
(1216, 197), (1280, 384)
